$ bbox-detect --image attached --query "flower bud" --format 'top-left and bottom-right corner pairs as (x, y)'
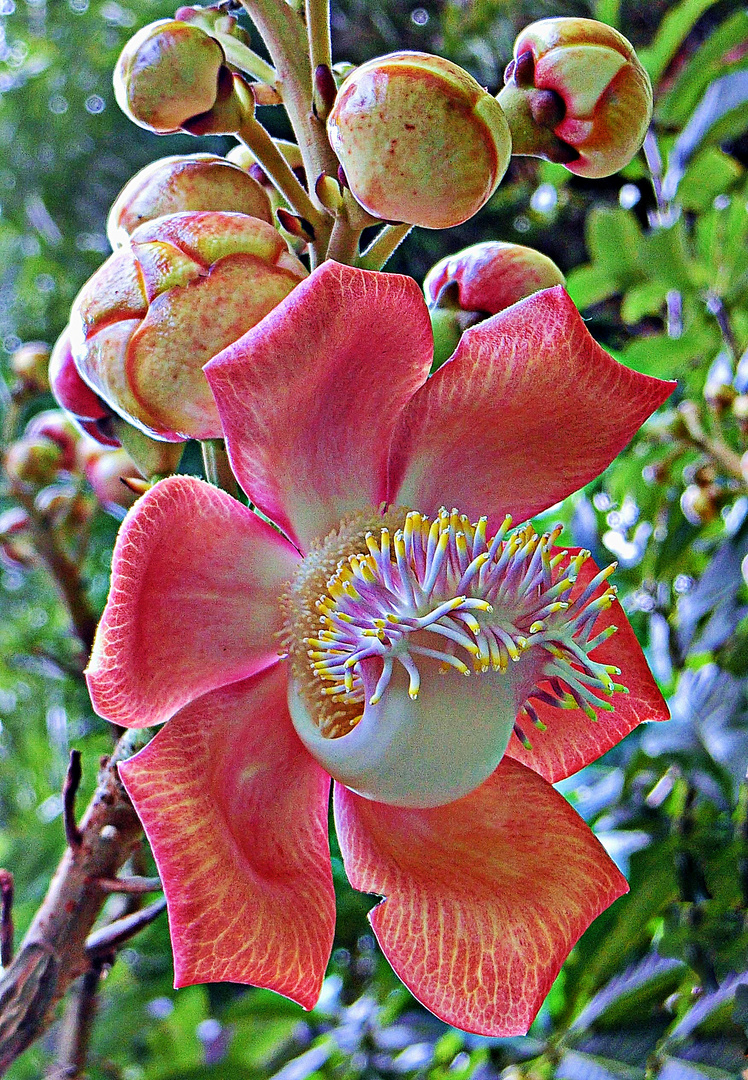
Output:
(498, 18), (652, 178)
(49, 329), (121, 448)
(25, 410), (79, 471)
(424, 241), (565, 314)
(0, 508), (35, 570)
(9, 341), (50, 394)
(327, 51), (512, 229)
(107, 154), (272, 248)
(114, 19), (231, 134)
(68, 211), (307, 441)
(80, 443), (143, 516)
(5, 436), (65, 487)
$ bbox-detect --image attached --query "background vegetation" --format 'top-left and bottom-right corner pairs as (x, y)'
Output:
(1, 0), (748, 1076)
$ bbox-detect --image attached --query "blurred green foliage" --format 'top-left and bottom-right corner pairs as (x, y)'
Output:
(1, 0), (748, 1077)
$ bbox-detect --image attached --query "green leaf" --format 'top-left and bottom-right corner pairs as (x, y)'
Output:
(621, 281), (669, 324)
(677, 148), (743, 212)
(566, 263), (619, 309)
(657, 10), (748, 125)
(639, 0), (724, 85)
(586, 208), (645, 286)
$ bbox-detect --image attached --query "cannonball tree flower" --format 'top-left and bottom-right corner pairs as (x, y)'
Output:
(68, 211), (307, 442)
(87, 261), (673, 1035)
(497, 18), (652, 178)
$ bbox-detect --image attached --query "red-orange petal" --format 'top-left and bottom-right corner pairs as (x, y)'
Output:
(119, 664), (335, 1007)
(205, 260), (433, 551)
(507, 550), (669, 782)
(334, 757), (627, 1035)
(86, 474), (299, 728)
(389, 286), (675, 529)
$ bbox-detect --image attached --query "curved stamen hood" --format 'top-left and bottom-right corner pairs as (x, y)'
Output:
(285, 506), (624, 808)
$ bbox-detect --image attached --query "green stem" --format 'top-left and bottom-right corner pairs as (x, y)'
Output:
(305, 0), (332, 115)
(326, 213), (364, 265)
(212, 31), (277, 85)
(234, 82), (326, 234)
(239, 0), (338, 258)
(201, 439), (239, 497)
(358, 223), (413, 271)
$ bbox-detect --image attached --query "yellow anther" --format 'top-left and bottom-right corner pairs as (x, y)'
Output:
(530, 621), (545, 633)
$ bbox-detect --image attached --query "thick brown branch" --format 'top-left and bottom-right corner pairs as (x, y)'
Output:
(0, 734), (143, 1075)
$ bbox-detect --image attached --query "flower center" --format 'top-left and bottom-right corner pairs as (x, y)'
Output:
(283, 506), (626, 807)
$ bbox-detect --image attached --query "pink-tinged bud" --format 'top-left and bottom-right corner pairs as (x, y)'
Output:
(424, 241), (565, 314)
(0, 508), (35, 570)
(4, 436), (65, 487)
(81, 444), (143, 515)
(49, 329), (121, 448)
(327, 51), (512, 229)
(68, 211), (307, 441)
(25, 410), (79, 471)
(107, 154), (272, 248)
(114, 19), (230, 134)
(498, 18), (652, 178)
(9, 341), (50, 394)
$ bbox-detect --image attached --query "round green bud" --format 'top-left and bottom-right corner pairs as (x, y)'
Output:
(327, 51), (512, 229)
(114, 19), (226, 134)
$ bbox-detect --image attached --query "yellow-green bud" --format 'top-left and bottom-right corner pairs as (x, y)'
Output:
(107, 153), (272, 248)
(498, 18), (652, 178)
(327, 51), (511, 229)
(9, 341), (51, 394)
(114, 19), (227, 134)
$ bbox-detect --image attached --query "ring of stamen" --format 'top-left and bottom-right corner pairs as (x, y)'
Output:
(301, 508), (626, 741)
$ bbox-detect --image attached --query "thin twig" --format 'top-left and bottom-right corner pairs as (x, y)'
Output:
(85, 898), (167, 959)
(678, 401), (745, 482)
(200, 439), (240, 498)
(705, 291), (740, 359)
(0, 873), (13, 969)
(9, 486), (98, 655)
(96, 876), (162, 895)
(46, 959), (106, 1080)
(0, 732), (144, 1074)
(63, 751), (83, 850)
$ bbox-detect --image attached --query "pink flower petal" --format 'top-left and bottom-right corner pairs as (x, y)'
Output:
(205, 261), (433, 550)
(508, 550), (669, 782)
(119, 665), (335, 1007)
(86, 474), (299, 728)
(334, 757), (627, 1036)
(389, 287), (675, 527)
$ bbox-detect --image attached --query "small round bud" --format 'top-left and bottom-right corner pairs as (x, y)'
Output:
(69, 211), (307, 441)
(424, 241), (565, 315)
(114, 19), (227, 134)
(498, 18), (652, 178)
(81, 443), (143, 515)
(327, 51), (512, 229)
(680, 483), (722, 526)
(732, 394), (748, 422)
(107, 154), (272, 248)
(25, 410), (79, 471)
(9, 341), (51, 394)
(5, 436), (65, 487)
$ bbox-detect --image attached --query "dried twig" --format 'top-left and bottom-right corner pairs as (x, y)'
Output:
(0, 874), (13, 969)
(85, 898), (167, 959)
(0, 733), (144, 1075)
(96, 876), (162, 895)
(45, 958), (107, 1080)
(62, 750), (83, 850)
